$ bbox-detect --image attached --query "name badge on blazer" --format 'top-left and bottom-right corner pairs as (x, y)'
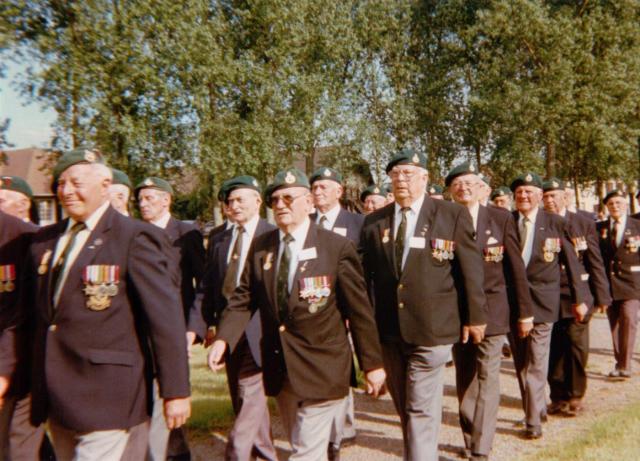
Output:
(333, 227), (347, 237)
(487, 236), (499, 245)
(0, 264), (16, 293)
(83, 265), (120, 311)
(409, 236), (426, 249)
(299, 276), (331, 313)
(299, 247), (318, 261)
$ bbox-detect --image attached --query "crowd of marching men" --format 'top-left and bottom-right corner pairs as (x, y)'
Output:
(0, 147), (637, 461)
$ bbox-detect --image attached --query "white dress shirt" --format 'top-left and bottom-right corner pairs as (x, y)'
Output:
(467, 202), (480, 232)
(611, 214), (627, 247)
(278, 217), (311, 292)
(316, 203), (341, 230)
(518, 207), (539, 266)
(394, 194), (425, 270)
(53, 200), (110, 305)
(150, 211), (172, 229)
(226, 214), (260, 286)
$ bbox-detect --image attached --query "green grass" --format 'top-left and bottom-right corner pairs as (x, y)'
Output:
(521, 400), (640, 461)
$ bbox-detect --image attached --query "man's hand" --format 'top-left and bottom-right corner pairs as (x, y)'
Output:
(365, 368), (386, 398)
(0, 376), (9, 410)
(518, 320), (534, 338)
(204, 328), (216, 348)
(163, 397), (191, 430)
(595, 304), (608, 314)
(572, 303), (589, 323)
(186, 332), (196, 358)
(207, 340), (227, 372)
(463, 324), (486, 344)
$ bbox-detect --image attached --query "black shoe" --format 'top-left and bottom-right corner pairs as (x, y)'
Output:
(547, 400), (568, 415)
(502, 343), (512, 358)
(328, 443), (340, 461)
(525, 426), (542, 439)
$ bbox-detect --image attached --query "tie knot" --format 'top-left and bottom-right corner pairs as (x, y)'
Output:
(401, 207), (410, 215)
(283, 233), (294, 244)
(70, 221), (86, 234)
(320, 215), (328, 222)
(236, 225), (245, 234)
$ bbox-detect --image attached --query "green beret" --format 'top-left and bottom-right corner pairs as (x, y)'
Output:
(310, 167), (343, 185)
(0, 175), (33, 199)
(444, 161), (478, 187)
(603, 189), (627, 204)
(385, 148), (427, 174)
(542, 177), (565, 193)
(135, 177), (174, 196)
(510, 172), (543, 192)
(218, 175), (262, 202)
(360, 184), (388, 202)
(111, 168), (132, 190)
(53, 148), (105, 185)
(428, 184), (443, 196)
(264, 168), (310, 208)
(490, 186), (511, 200)
(478, 172), (491, 186)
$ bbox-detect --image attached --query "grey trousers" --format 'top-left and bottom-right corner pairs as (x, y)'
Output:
(607, 299), (640, 371)
(509, 322), (553, 429)
(453, 334), (504, 456)
(329, 388), (356, 449)
(147, 380), (190, 461)
(49, 421), (133, 461)
(225, 339), (276, 461)
(382, 340), (452, 461)
(275, 379), (343, 461)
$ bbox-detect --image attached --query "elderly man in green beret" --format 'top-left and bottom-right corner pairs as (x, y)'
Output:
(209, 167), (385, 461)
(361, 185), (388, 215)
(135, 176), (204, 461)
(597, 190), (640, 380)
(107, 169), (132, 216)
(490, 186), (512, 210)
(0, 175), (34, 223)
(26, 148), (191, 461)
(427, 184), (444, 200)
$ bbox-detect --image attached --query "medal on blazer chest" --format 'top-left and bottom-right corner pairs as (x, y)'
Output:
(431, 238), (456, 261)
(299, 276), (331, 313)
(38, 250), (52, 275)
(263, 252), (274, 271)
(83, 265), (120, 311)
(571, 236), (588, 254)
(483, 245), (504, 263)
(543, 238), (561, 262)
(382, 228), (390, 244)
(0, 265), (16, 292)
(625, 236), (640, 253)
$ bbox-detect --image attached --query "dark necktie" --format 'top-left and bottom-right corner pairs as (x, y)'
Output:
(222, 225), (245, 300)
(519, 217), (530, 251)
(277, 234), (294, 322)
(395, 207), (409, 275)
(51, 221), (86, 304)
(319, 215), (330, 229)
(612, 219), (620, 249)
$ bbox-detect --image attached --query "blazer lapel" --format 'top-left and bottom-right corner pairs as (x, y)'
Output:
(475, 206), (489, 250)
(260, 231), (280, 318)
(402, 195), (435, 277)
(44, 221), (68, 322)
(164, 217), (180, 242)
(54, 208), (114, 318)
(378, 207), (395, 278)
(529, 210), (546, 270)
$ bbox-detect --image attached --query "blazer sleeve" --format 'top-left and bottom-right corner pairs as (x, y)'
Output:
(335, 240), (383, 372)
(502, 213), (535, 319)
(453, 207), (488, 326)
(583, 219), (612, 307)
(128, 226), (190, 399)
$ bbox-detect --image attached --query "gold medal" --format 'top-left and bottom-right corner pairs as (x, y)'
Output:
(5, 281), (14, 292)
(544, 251), (554, 262)
(309, 304), (318, 314)
(382, 228), (390, 244)
(263, 252), (274, 271)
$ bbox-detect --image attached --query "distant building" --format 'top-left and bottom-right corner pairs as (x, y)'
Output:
(0, 148), (59, 225)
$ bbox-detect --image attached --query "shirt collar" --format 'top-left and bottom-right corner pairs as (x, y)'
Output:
(612, 214), (627, 228)
(395, 193), (425, 216)
(67, 200), (110, 232)
(468, 201), (480, 220)
(558, 208), (567, 218)
(236, 213), (259, 237)
(150, 211), (172, 229)
(518, 206), (539, 224)
(279, 217), (311, 245)
(318, 203), (341, 223)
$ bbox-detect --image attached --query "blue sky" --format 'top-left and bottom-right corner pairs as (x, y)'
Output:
(0, 61), (56, 148)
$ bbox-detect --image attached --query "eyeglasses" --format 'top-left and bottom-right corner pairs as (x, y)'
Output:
(268, 192), (307, 207)
(450, 180), (478, 189)
(389, 168), (420, 180)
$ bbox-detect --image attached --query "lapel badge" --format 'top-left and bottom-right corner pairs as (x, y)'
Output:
(299, 261), (308, 273)
(382, 228), (390, 243)
(38, 249), (52, 275)
(263, 252), (274, 271)
(285, 171), (295, 184)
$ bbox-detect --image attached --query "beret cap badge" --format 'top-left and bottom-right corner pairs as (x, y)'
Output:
(84, 150), (96, 162)
(526, 174), (533, 182)
(469, 165), (475, 172)
(412, 154), (419, 163)
(252, 179), (259, 187)
(323, 168), (331, 177)
(144, 178), (154, 187)
(373, 187), (380, 193)
(285, 171), (296, 184)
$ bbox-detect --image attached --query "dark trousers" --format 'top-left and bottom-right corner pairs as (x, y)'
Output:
(548, 317), (589, 402)
(0, 393), (52, 461)
(607, 299), (640, 371)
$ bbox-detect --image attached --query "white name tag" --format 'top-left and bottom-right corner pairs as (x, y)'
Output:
(581, 273), (590, 281)
(409, 237), (426, 249)
(299, 247), (318, 261)
(333, 227), (347, 237)
(631, 266), (640, 273)
(487, 236), (498, 245)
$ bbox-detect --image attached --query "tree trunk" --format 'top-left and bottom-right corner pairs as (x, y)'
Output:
(545, 141), (555, 178)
